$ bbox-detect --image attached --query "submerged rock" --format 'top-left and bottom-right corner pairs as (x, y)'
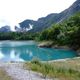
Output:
(52, 45), (71, 50)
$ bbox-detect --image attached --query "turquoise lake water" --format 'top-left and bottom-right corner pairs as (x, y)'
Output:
(0, 41), (77, 62)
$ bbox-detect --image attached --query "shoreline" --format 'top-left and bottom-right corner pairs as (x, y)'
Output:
(47, 57), (80, 62)
(38, 41), (80, 56)
(0, 57), (80, 63)
(0, 40), (79, 62)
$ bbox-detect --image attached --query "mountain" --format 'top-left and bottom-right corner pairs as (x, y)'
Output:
(17, 0), (80, 32)
(0, 25), (11, 32)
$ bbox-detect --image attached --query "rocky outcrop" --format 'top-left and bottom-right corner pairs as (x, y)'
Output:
(38, 41), (70, 50)
(77, 48), (80, 56)
(19, 0), (80, 32)
(52, 45), (70, 50)
(38, 41), (53, 48)
(0, 25), (11, 32)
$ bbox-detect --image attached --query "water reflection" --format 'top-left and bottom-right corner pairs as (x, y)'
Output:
(0, 41), (77, 61)
(0, 51), (4, 59)
(0, 48), (24, 62)
(26, 50), (33, 57)
(0, 46), (34, 61)
(10, 50), (24, 61)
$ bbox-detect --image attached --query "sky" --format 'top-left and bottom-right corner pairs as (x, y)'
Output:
(0, 0), (76, 31)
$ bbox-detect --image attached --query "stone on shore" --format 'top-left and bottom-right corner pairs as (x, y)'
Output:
(38, 41), (53, 48)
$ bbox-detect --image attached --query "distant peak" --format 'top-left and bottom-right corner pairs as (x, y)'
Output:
(76, 0), (80, 2)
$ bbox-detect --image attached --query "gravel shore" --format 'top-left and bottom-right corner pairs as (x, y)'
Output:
(0, 62), (54, 80)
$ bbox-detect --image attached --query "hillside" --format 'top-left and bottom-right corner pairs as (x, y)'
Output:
(18, 0), (80, 32)
(37, 12), (80, 54)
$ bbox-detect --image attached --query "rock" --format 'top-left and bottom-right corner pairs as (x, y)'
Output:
(52, 45), (71, 50)
(77, 48), (80, 56)
(38, 42), (71, 50)
(38, 41), (53, 48)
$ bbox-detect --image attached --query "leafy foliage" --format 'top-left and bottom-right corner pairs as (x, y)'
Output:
(25, 58), (80, 80)
(0, 12), (80, 50)
(0, 32), (36, 40)
(37, 12), (80, 49)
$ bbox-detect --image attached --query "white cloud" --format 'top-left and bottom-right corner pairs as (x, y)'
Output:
(0, 0), (76, 30)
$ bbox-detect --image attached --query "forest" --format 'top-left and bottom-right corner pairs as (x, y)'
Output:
(0, 12), (80, 50)
(0, 32), (36, 40)
(37, 12), (80, 50)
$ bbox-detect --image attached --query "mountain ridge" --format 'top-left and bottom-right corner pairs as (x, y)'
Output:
(17, 0), (80, 32)
(0, 0), (80, 32)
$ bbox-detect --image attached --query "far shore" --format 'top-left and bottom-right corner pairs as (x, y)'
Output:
(38, 41), (80, 56)
(0, 40), (79, 62)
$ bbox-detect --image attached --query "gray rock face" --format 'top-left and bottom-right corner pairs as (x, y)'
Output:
(19, 0), (80, 32)
(0, 0), (79, 32)
(0, 25), (11, 32)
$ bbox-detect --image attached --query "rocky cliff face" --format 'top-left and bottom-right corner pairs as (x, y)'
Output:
(0, 25), (11, 32)
(18, 0), (80, 32)
(0, 0), (79, 32)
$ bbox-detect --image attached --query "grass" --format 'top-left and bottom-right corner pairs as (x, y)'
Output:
(0, 67), (13, 80)
(24, 58), (80, 80)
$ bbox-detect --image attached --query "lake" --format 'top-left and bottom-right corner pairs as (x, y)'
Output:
(0, 41), (77, 62)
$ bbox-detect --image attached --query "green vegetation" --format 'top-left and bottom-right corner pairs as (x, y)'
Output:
(0, 12), (80, 51)
(0, 68), (13, 80)
(24, 58), (80, 80)
(0, 32), (37, 40)
(36, 12), (80, 50)
(0, 11), (80, 80)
